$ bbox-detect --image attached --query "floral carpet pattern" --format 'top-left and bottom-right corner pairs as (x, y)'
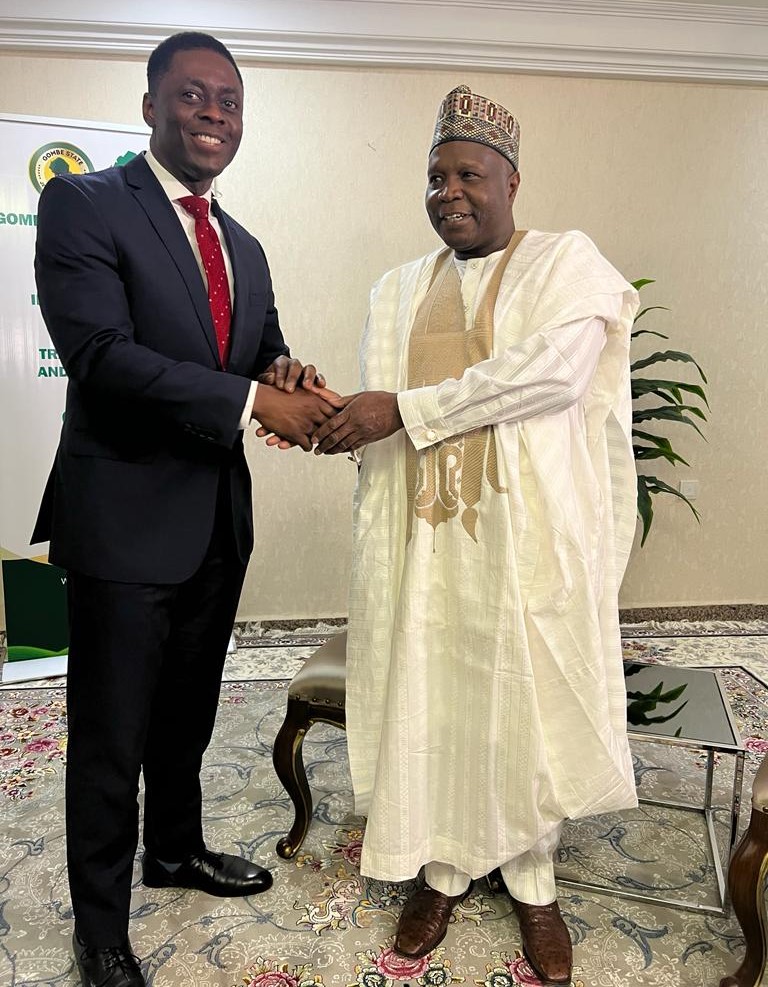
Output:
(1, 623), (767, 986)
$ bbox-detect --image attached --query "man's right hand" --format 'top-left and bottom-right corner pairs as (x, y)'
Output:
(252, 384), (340, 451)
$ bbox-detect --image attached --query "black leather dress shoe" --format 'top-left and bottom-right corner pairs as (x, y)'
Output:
(141, 848), (273, 897)
(73, 931), (145, 987)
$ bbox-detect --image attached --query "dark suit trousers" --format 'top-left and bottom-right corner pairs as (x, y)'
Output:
(64, 478), (248, 946)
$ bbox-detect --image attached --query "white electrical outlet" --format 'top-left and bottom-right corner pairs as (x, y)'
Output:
(678, 479), (699, 500)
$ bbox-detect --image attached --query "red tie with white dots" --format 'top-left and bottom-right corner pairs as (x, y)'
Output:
(178, 195), (232, 367)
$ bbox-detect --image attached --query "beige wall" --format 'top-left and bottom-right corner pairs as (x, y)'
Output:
(1, 52), (766, 621)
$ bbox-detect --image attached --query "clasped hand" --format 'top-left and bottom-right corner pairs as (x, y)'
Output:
(252, 384), (341, 452)
(311, 391), (403, 455)
(253, 356), (341, 451)
(253, 358), (402, 454)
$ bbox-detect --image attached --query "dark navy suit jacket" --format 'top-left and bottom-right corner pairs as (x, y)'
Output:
(32, 153), (289, 583)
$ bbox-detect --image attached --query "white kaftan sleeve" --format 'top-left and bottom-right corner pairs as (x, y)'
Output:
(398, 315), (607, 451)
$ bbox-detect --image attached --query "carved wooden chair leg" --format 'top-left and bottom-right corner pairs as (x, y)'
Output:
(272, 631), (347, 858)
(720, 755), (768, 987)
(272, 699), (313, 859)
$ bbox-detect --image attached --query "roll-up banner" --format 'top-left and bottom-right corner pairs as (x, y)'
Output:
(1, 114), (147, 683)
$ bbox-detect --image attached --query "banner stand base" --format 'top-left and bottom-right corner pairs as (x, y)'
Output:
(2, 654), (68, 684)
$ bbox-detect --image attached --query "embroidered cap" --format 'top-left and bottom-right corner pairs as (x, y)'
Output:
(430, 84), (520, 170)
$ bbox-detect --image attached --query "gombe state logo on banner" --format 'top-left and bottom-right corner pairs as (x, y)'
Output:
(28, 141), (95, 193)
(0, 114), (147, 683)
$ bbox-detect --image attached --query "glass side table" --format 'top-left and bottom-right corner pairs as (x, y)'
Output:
(555, 660), (745, 915)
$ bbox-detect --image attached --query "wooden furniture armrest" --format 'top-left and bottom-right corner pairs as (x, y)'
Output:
(720, 753), (768, 987)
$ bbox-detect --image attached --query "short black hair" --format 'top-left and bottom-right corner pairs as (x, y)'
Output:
(147, 32), (243, 93)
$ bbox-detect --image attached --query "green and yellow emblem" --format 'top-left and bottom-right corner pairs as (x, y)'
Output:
(29, 141), (95, 193)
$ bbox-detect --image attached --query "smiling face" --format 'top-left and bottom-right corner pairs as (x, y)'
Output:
(142, 47), (243, 194)
(425, 141), (520, 259)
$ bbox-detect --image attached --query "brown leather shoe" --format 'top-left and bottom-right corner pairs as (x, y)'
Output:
(512, 898), (573, 985)
(394, 885), (467, 958)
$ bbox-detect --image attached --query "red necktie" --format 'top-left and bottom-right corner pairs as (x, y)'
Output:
(179, 195), (232, 366)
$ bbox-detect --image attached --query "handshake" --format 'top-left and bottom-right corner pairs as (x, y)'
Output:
(252, 356), (403, 455)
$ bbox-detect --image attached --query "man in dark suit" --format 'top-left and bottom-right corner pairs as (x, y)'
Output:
(33, 32), (336, 987)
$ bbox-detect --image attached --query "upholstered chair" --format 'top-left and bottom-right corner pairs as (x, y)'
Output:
(272, 631), (347, 858)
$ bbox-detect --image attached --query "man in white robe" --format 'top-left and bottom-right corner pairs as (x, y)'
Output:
(312, 85), (639, 986)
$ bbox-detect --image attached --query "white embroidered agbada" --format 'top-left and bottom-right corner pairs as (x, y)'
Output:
(347, 229), (640, 883)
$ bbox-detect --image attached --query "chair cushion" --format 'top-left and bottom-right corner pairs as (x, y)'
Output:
(288, 631), (347, 706)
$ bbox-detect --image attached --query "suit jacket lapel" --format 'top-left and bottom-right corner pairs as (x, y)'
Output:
(123, 155), (220, 366)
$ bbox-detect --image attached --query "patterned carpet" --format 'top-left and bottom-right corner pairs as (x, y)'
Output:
(1, 622), (767, 987)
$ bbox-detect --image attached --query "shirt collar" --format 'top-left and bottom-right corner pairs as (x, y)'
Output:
(453, 245), (506, 272)
(143, 149), (214, 206)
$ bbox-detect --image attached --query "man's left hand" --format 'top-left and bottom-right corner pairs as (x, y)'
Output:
(312, 391), (403, 455)
(258, 356), (327, 394)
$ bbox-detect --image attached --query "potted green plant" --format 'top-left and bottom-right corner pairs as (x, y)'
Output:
(630, 279), (709, 545)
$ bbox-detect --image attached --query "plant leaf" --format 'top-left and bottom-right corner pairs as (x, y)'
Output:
(631, 379), (709, 408)
(633, 446), (689, 465)
(631, 380), (682, 403)
(631, 328), (670, 340)
(634, 403), (706, 422)
(637, 474), (701, 523)
(629, 281), (707, 548)
(633, 405), (707, 437)
(631, 350), (708, 383)
(632, 429), (674, 445)
(633, 305), (670, 324)
(636, 475), (654, 546)
(631, 431), (690, 466)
